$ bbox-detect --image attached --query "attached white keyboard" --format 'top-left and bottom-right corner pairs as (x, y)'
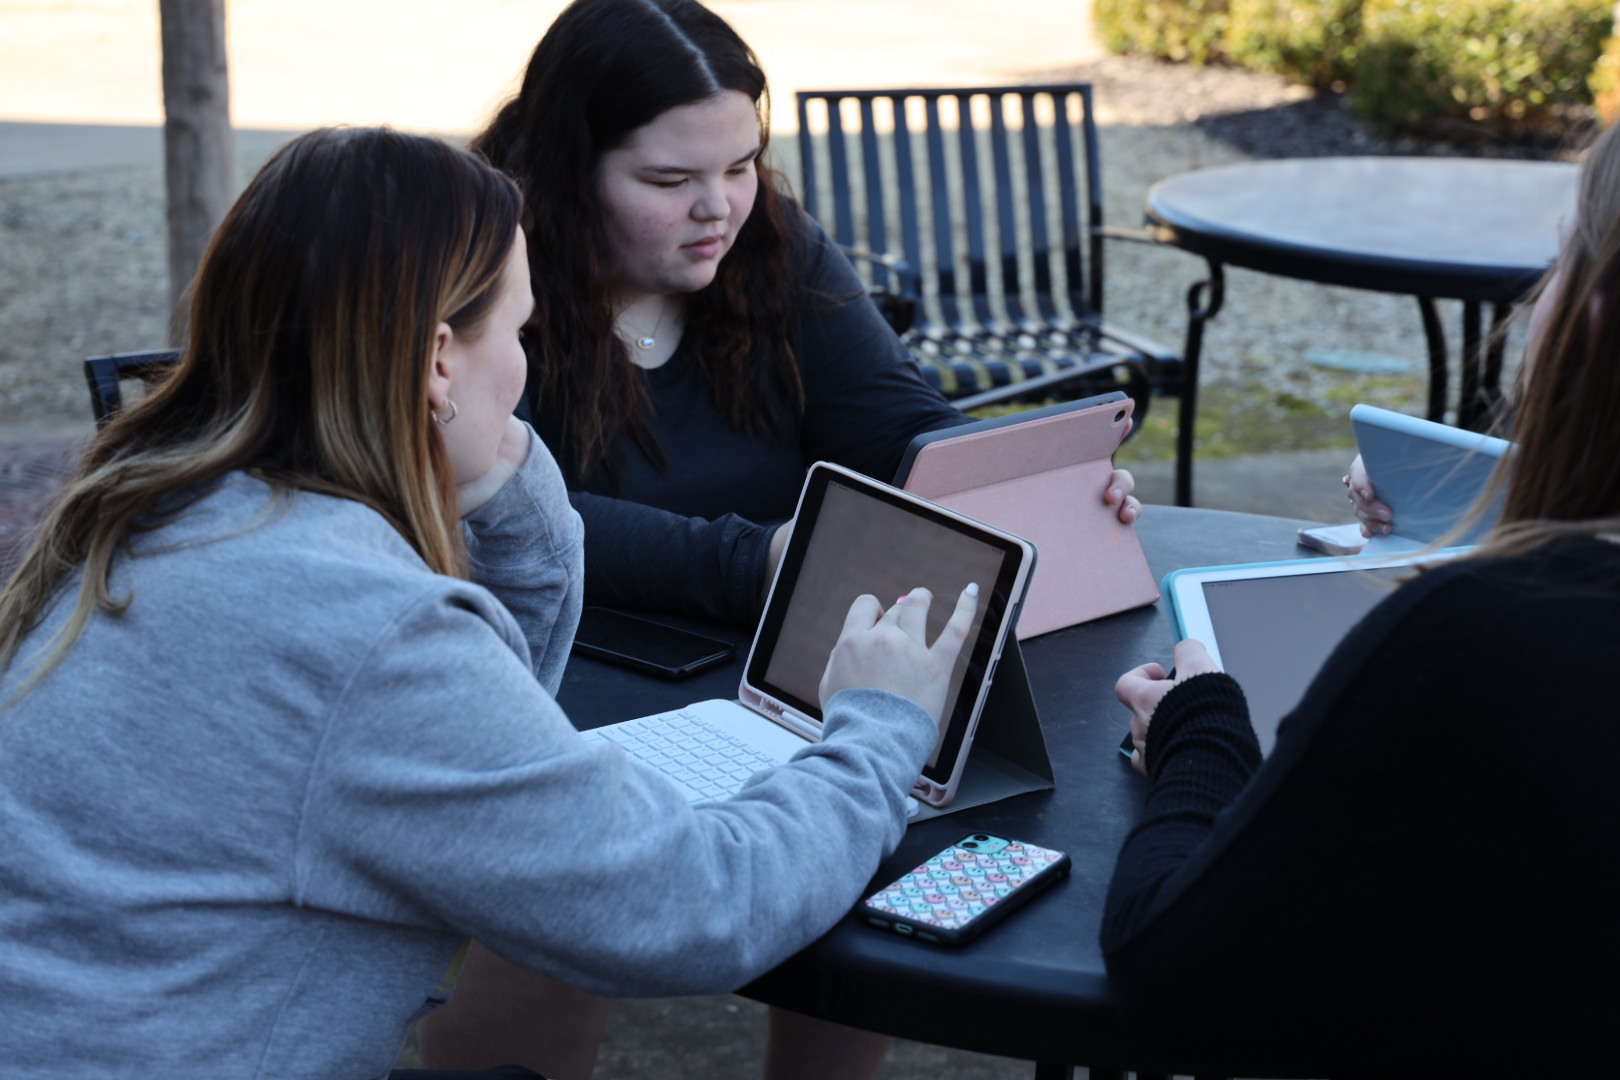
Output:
(583, 707), (783, 804)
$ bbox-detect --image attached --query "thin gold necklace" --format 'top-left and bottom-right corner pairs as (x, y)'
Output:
(626, 300), (669, 351)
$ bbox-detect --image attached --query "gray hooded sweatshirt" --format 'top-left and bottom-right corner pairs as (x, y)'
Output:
(0, 429), (935, 1079)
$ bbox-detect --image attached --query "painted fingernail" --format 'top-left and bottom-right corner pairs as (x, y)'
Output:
(895, 595), (907, 605)
(966, 582), (980, 597)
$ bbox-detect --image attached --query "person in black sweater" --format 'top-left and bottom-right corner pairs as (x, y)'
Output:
(520, 206), (967, 621)
(468, 0), (1140, 626)
(1104, 122), (1620, 1075)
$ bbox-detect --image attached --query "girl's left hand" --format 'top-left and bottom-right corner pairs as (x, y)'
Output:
(457, 416), (533, 515)
(1114, 638), (1219, 776)
(1105, 467), (1142, 525)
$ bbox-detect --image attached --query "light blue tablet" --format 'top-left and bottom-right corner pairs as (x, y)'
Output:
(1350, 403), (1512, 550)
(1156, 550), (1466, 755)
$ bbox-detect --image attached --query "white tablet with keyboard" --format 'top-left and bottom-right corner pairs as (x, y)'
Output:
(581, 461), (1036, 808)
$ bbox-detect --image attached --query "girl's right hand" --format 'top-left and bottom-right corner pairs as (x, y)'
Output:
(817, 584), (979, 724)
(1346, 454), (1393, 538)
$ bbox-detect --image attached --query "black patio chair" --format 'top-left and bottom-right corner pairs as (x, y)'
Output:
(794, 83), (1181, 431)
(83, 349), (180, 426)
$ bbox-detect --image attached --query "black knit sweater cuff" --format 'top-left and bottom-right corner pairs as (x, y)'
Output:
(1146, 672), (1262, 783)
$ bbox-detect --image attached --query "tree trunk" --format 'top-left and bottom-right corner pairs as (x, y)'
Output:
(159, 0), (233, 344)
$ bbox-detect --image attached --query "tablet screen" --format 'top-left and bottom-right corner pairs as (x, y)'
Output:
(1197, 564), (1406, 753)
(747, 465), (1031, 782)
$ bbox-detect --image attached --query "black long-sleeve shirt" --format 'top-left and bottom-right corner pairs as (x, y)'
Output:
(1102, 536), (1620, 1076)
(525, 210), (964, 623)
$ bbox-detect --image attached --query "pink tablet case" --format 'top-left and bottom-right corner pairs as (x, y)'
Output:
(902, 401), (1159, 639)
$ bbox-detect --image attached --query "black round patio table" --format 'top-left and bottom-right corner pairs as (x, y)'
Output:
(557, 505), (1315, 1078)
(1143, 156), (1577, 506)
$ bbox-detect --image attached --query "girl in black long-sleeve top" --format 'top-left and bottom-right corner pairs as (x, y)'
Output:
(1106, 120), (1620, 1077)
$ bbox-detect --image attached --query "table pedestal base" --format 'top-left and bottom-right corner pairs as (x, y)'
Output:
(1172, 258), (1514, 508)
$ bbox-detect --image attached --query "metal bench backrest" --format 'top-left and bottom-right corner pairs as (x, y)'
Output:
(795, 83), (1106, 339)
(83, 349), (181, 426)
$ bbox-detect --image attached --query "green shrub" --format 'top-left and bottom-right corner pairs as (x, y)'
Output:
(1224, 0), (1365, 89)
(1094, 0), (1232, 66)
(1353, 0), (1612, 135)
(1590, 33), (1620, 124)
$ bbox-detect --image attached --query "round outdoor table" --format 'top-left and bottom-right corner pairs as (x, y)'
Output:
(1143, 156), (1577, 507)
(556, 505), (1313, 1078)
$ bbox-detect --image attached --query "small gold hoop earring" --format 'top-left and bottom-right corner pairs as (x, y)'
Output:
(432, 399), (458, 425)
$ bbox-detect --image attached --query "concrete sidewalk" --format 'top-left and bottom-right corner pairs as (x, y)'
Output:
(0, 0), (1101, 136)
(0, 119), (296, 179)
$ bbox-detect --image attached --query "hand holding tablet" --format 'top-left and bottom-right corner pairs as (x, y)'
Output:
(1155, 550), (1461, 755)
(1115, 641), (1219, 775)
(894, 392), (1157, 638)
(1349, 404), (1512, 551)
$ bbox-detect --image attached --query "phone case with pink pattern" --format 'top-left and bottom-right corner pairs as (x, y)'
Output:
(859, 834), (1070, 946)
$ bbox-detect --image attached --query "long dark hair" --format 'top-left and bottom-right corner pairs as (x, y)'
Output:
(471, 0), (804, 481)
(1468, 120), (1620, 557)
(0, 127), (521, 691)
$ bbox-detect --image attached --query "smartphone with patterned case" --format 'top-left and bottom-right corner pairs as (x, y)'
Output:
(859, 833), (1070, 946)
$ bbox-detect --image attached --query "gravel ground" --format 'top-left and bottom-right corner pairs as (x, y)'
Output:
(0, 54), (1569, 444)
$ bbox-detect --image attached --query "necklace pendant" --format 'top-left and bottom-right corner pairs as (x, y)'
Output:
(635, 336), (656, 350)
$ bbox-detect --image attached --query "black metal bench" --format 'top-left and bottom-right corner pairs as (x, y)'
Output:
(83, 349), (180, 425)
(794, 82), (1181, 427)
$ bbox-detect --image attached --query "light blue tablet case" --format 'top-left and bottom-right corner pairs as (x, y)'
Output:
(1129, 557), (1333, 758)
(1140, 549), (1472, 758)
(1350, 403), (1512, 550)
(1162, 557), (1334, 641)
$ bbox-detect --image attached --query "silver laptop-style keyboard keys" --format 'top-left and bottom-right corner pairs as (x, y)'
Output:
(583, 708), (783, 803)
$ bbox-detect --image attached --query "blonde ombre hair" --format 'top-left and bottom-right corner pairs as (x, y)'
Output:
(1465, 120), (1620, 559)
(0, 127), (522, 688)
